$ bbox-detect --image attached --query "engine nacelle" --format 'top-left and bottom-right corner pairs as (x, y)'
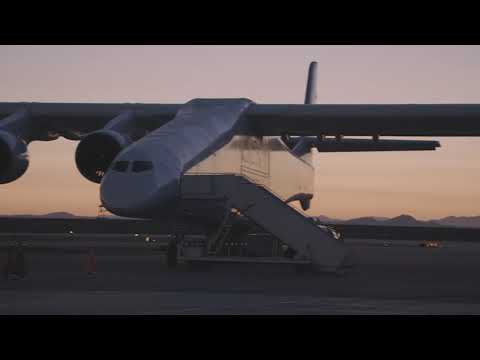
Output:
(0, 130), (29, 184)
(75, 130), (131, 183)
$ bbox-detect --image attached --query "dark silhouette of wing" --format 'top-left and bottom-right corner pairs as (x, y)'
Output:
(0, 102), (180, 141)
(245, 104), (480, 136)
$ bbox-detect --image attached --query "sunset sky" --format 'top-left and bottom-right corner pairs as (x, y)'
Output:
(1, 45), (480, 220)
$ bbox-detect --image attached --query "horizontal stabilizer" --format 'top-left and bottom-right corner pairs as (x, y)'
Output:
(291, 137), (440, 155)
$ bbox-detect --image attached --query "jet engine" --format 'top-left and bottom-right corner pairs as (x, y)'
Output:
(75, 130), (131, 183)
(0, 130), (29, 184)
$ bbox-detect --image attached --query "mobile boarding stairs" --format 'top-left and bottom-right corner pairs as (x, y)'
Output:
(179, 174), (346, 272)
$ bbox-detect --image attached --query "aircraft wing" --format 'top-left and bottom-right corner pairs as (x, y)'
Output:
(0, 102), (180, 141)
(3, 102), (480, 141)
(245, 104), (480, 136)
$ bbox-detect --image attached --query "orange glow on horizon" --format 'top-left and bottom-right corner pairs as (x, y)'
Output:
(1, 45), (480, 220)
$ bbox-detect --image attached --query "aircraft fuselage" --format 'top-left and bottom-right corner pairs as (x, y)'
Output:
(100, 98), (314, 219)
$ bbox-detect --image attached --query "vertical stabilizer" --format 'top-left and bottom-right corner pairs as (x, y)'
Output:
(304, 61), (318, 104)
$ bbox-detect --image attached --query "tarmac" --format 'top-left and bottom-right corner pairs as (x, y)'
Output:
(1, 238), (480, 314)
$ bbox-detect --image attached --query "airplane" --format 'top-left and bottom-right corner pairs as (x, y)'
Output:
(1, 61), (480, 269)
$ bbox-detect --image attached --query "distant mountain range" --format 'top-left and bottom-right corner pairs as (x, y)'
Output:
(3, 212), (480, 228)
(0, 212), (124, 220)
(314, 214), (480, 228)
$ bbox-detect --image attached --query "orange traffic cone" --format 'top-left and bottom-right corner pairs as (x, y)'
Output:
(86, 249), (97, 276)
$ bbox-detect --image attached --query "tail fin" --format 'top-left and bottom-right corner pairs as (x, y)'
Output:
(304, 61), (318, 104)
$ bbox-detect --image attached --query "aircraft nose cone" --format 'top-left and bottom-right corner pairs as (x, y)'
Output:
(100, 157), (180, 218)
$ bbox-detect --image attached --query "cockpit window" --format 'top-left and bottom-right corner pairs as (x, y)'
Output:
(132, 161), (153, 173)
(113, 161), (130, 172)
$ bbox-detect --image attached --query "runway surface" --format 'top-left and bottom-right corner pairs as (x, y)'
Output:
(1, 238), (480, 314)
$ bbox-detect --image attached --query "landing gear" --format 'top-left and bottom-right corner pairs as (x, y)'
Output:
(283, 246), (297, 259)
(300, 198), (311, 211)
